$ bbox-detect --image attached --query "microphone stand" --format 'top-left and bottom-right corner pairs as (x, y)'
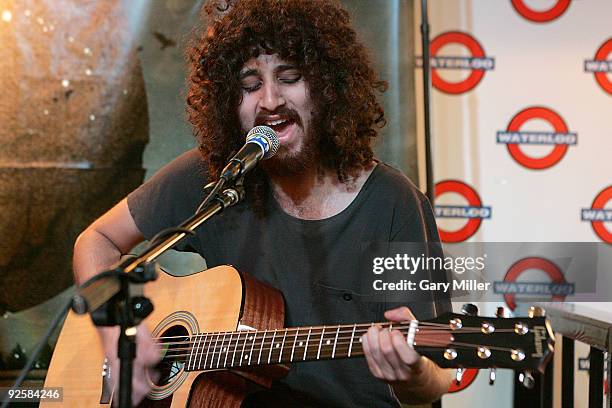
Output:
(71, 178), (245, 407)
(420, 6), (444, 408)
(420, 0), (435, 205)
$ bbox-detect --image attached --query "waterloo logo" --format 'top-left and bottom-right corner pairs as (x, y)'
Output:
(497, 106), (577, 170)
(584, 38), (612, 95)
(434, 180), (491, 243)
(494, 257), (574, 311)
(511, 0), (571, 23)
(581, 186), (612, 244)
(426, 31), (495, 94)
(448, 368), (479, 393)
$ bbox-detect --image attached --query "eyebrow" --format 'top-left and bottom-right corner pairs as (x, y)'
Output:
(239, 64), (299, 80)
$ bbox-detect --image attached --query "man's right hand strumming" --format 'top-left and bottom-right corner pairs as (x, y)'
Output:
(73, 198), (161, 406)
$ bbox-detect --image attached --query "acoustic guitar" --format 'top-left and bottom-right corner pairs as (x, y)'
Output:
(42, 265), (554, 407)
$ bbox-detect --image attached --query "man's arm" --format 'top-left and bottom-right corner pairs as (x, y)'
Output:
(361, 307), (453, 404)
(73, 198), (144, 284)
(73, 198), (160, 406)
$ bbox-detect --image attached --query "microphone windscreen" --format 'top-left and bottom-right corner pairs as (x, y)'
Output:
(246, 126), (280, 159)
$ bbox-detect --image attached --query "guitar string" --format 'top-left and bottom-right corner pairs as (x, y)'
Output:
(150, 320), (483, 341)
(152, 321), (530, 341)
(155, 328), (523, 348)
(159, 334), (442, 356)
(160, 339), (518, 360)
(155, 344), (488, 370)
(158, 335), (520, 361)
(155, 341), (520, 369)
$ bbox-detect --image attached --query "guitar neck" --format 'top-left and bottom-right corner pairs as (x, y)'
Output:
(166, 321), (449, 372)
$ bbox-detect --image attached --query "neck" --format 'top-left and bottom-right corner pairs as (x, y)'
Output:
(267, 162), (376, 220)
(268, 165), (329, 207)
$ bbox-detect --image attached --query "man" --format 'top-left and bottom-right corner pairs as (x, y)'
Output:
(73, 0), (452, 406)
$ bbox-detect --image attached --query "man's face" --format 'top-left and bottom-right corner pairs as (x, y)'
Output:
(238, 53), (317, 173)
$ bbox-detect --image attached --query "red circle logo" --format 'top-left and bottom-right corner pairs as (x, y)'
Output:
(448, 368), (479, 393)
(435, 180), (491, 243)
(582, 186), (612, 244)
(430, 31), (493, 94)
(500, 106), (574, 170)
(591, 39), (612, 95)
(511, 0), (571, 23)
(501, 257), (568, 311)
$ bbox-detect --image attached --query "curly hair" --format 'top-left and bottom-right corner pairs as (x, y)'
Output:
(186, 0), (387, 215)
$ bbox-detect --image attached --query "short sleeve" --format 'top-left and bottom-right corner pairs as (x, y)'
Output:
(127, 149), (207, 252)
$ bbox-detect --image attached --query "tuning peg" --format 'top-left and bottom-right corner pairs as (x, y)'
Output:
(461, 303), (479, 316)
(455, 368), (465, 385)
(488, 368), (496, 385)
(495, 306), (507, 318)
(528, 306), (545, 318)
(519, 370), (535, 389)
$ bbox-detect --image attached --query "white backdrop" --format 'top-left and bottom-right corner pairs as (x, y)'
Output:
(413, 1), (611, 407)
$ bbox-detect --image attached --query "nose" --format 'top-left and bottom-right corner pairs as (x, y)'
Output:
(259, 81), (285, 112)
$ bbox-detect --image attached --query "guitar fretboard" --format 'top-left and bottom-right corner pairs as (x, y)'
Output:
(175, 322), (418, 371)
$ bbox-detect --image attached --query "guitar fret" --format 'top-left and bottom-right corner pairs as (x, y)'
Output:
(197, 334), (208, 370)
(223, 333), (231, 368)
(239, 331), (249, 366)
(290, 328), (299, 362)
(332, 326), (340, 358)
(258, 331), (266, 364)
(203, 333), (213, 370)
(268, 329), (277, 364)
(231, 332), (239, 367)
(190, 333), (198, 370)
(217, 332), (226, 368)
(192, 333), (201, 370)
(279, 329), (287, 363)
(211, 333), (220, 370)
(248, 332), (257, 365)
(316, 326), (325, 360)
(188, 333), (199, 370)
(348, 324), (357, 357)
(303, 328), (312, 361)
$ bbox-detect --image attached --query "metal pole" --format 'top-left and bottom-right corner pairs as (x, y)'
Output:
(561, 337), (575, 408)
(420, 0), (434, 204)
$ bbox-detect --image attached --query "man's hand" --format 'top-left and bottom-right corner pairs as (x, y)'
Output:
(361, 306), (452, 404)
(361, 306), (421, 382)
(100, 325), (161, 406)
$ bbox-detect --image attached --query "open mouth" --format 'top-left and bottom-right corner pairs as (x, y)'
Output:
(262, 118), (294, 134)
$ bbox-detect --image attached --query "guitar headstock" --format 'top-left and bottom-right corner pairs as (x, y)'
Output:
(415, 305), (554, 376)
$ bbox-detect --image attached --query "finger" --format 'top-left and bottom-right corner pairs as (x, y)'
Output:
(384, 306), (415, 322)
(361, 333), (384, 379)
(366, 326), (396, 381)
(379, 329), (409, 381)
(132, 360), (154, 405)
(391, 330), (421, 367)
(139, 327), (162, 365)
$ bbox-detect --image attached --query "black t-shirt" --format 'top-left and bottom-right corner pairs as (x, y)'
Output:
(128, 149), (451, 407)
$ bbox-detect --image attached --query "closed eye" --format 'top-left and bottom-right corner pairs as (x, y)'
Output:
(279, 73), (302, 84)
(241, 79), (262, 93)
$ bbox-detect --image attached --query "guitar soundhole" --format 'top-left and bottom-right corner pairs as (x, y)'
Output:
(154, 325), (189, 387)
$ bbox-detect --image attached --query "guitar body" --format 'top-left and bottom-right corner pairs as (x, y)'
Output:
(42, 265), (287, 407)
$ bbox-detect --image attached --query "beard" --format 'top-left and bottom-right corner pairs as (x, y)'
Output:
(260, 108), (322, 177)
(261, 130), (319, 176)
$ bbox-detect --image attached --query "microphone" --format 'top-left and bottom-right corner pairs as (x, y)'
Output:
(220, 126), (280, 182)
